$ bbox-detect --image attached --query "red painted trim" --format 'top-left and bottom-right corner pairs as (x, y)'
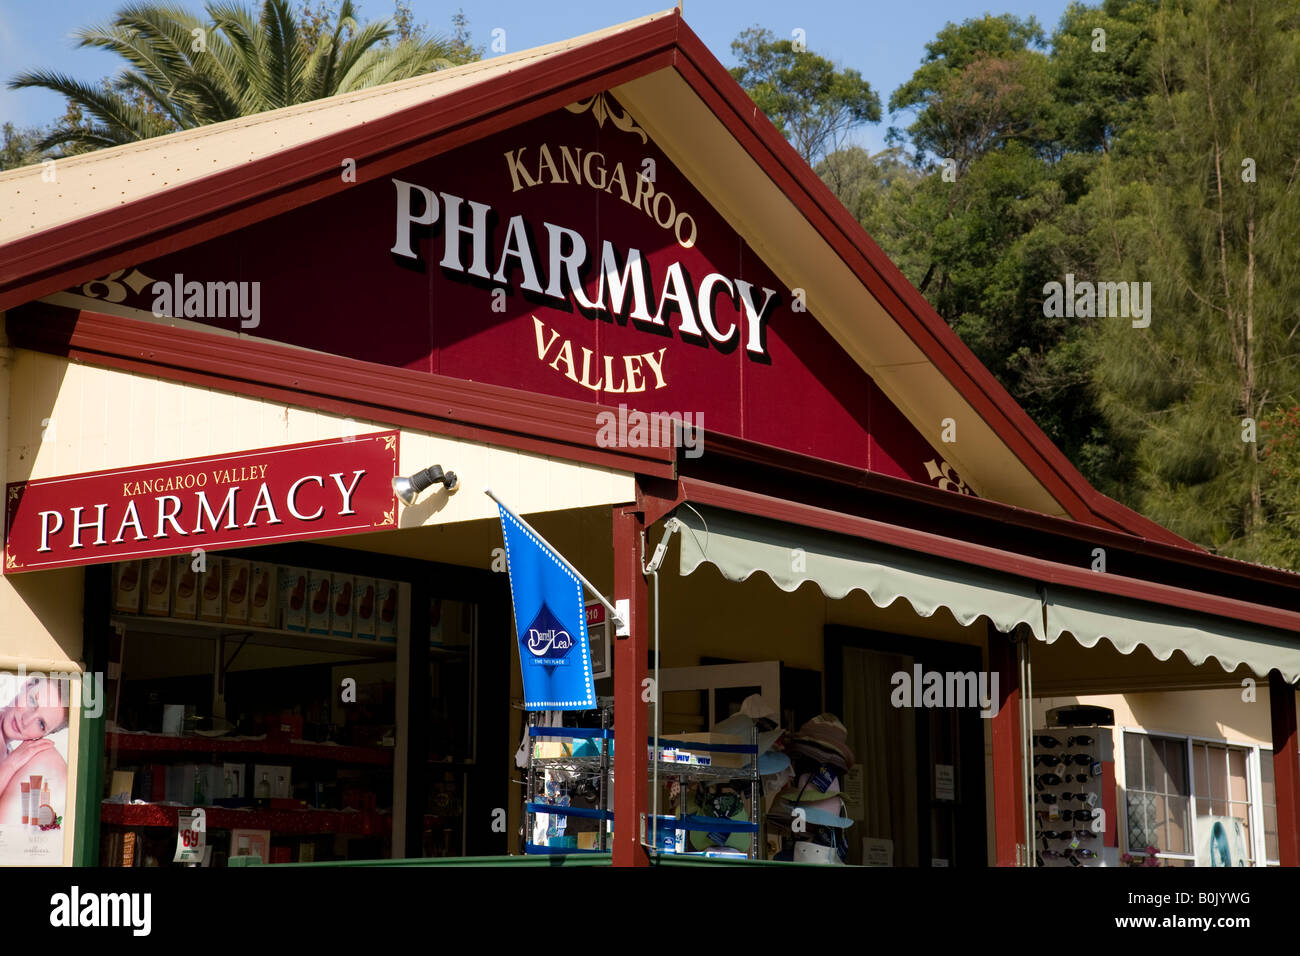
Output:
(679, 477), (1300, 638)
(0, 17), (681, 311)
(6, 304), (674, 479)
(1270, 671), (1300, 866)
(697, 431), (1300, 594)
(612, 505), (649, 867)
(668, 23), (1190, 549)
(988, 627), (1024, 865)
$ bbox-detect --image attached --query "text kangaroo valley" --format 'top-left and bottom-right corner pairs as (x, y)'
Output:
(389, 146), (782, 389)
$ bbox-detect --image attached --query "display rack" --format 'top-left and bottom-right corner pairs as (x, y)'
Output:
(524, 712), (763, 859)
(1032, 725), (1116, 868)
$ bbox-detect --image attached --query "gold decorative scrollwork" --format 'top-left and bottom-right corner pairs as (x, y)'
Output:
(565, 92), (648, 143)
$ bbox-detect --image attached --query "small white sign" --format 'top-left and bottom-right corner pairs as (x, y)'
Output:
(843, 764), (865, 819)
(173, 809), (205, 864)
(861, 837), (893, 867)
(935, 764), (955, 801)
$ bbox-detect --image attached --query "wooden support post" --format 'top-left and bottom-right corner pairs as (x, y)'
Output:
(1270, 670), (1300, 866)
(612, 505), (649, 867)
(988, 624), (1024, 866)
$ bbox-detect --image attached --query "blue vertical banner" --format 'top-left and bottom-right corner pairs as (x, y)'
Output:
(496, 504), (596, 710)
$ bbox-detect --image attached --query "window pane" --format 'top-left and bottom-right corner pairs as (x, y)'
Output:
(1193, 744), (1211, 800)
(1228, 749), (1248, 802)
(1261, 753), (1276, 805)
(1163, 739), (1188, 796)
(1166, 794), (1190, 855)
(1125, 734), (1145, 790)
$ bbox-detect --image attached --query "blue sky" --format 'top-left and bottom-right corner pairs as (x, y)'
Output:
(0, 0), (1077, 153)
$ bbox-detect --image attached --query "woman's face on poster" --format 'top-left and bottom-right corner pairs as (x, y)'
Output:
(3, 678), (64, 741)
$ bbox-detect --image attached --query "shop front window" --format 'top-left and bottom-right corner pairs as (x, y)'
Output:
(1123, 731), (1277, 866)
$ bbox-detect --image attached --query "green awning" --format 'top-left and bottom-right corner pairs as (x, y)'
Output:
(674, 505), (1044, 638)
(1044, 585), (1300, 682)
(674, 504), (1300, 682)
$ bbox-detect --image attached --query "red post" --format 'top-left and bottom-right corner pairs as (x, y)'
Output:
(1269, 670), (1300, 866)
(988, 625), (1024, 866)
(612, 505), (649, 866)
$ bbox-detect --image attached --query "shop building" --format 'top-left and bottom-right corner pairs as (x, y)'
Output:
(2, 10), (1300, 868)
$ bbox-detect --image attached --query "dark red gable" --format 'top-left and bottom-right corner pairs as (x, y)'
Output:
(65, 94), (968, 493)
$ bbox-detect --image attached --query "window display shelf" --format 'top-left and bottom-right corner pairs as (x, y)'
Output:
(100, 801), (391, 836)
(105, 731), (394, 765)
(111, 613), (396, 659)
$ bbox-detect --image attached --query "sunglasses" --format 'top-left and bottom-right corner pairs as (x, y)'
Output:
(1067, 735), (1095, 747)
(1061, 753), (1095, 765)
(1034, 754), (1063, 767)
(1035, 773), (1062, 788)
(1065, 773), (1090, 784)
(1060, 792), (1093, 802)
(1035, 792), (1058, 804)
(1060, 808), (1097, 822)
(1040, 830), (1096, 843)
(1034, 735), (1062, 749)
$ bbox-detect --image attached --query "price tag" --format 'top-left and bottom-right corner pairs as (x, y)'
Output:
(174, 808), (206, 864)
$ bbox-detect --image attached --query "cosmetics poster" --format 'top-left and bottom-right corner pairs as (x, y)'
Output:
(0, 670), (72, 865)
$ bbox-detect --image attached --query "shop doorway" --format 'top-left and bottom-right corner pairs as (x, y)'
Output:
(826, 627), (988, 867)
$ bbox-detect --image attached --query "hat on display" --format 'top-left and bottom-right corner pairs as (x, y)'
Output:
(786, 713), (854, 771)
(739, 693), (780, 724)
(713, 712), (789, 776)
(772, 770), (854, 828)
(684, 785), (752, 852)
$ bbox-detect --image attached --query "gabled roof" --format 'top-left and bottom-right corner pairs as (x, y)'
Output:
(0, 7), (1192, 550)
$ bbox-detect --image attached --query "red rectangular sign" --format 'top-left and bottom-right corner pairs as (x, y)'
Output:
(3, 432), (400, 573)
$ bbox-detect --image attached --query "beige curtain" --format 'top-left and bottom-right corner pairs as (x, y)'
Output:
(842, 646), (918, 866)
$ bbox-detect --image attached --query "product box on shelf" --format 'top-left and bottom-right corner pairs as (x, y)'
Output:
(354, 578), (377, 640)
(279, 566), (308, 632)
(223, 558), (250, 624)
(112, 561), (142, 613)
(253, 765), (292, 800)
(143, 557), (171, 616)
(171, 555), (199, 619)
(331, 575), (355, 637)
(307, 570), (332, 635)
(248, 563), (276, 627)
(665, 732), (744, 769)
(199, 560), (223, 622)
(375, 580), (399, 642)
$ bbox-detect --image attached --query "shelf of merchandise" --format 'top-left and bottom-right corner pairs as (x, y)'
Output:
(110, 613), (397, 659)
(524, 721), (763, 858)
(100, 802), (391, 836)
(105, 731), (395, 765)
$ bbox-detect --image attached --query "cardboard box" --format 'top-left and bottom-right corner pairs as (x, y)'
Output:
(307, 570), (332, 634)
(331, 575), (355, 637)
(172, 555), (199, 619)
(112, 561), (142, 614)
(533, 741), (572, 759)
(143, 557), (171, 616)
(198, 560), (223, 622)
(248, 564), (276, 627)
(223, 558), (250, 624)
(353, 578), (376, 640)
(375, 579), (399, 642)
(254, 765), (292, 799)
(279, 566), (308, 632)
(666, 732), (744, 769)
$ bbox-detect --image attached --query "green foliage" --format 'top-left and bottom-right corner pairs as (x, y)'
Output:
(8, 0), (481, 152)
(729, 26), (880, 164)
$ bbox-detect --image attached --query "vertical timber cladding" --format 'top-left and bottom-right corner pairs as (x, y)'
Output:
(84, 93), (964, 486)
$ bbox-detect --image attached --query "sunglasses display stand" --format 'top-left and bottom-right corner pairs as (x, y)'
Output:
(523, 708), (764, 858)
(1032, 727), (1115, 868)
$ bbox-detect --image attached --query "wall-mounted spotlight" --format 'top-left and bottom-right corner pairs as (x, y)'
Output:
(392, 465), (458, 506)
